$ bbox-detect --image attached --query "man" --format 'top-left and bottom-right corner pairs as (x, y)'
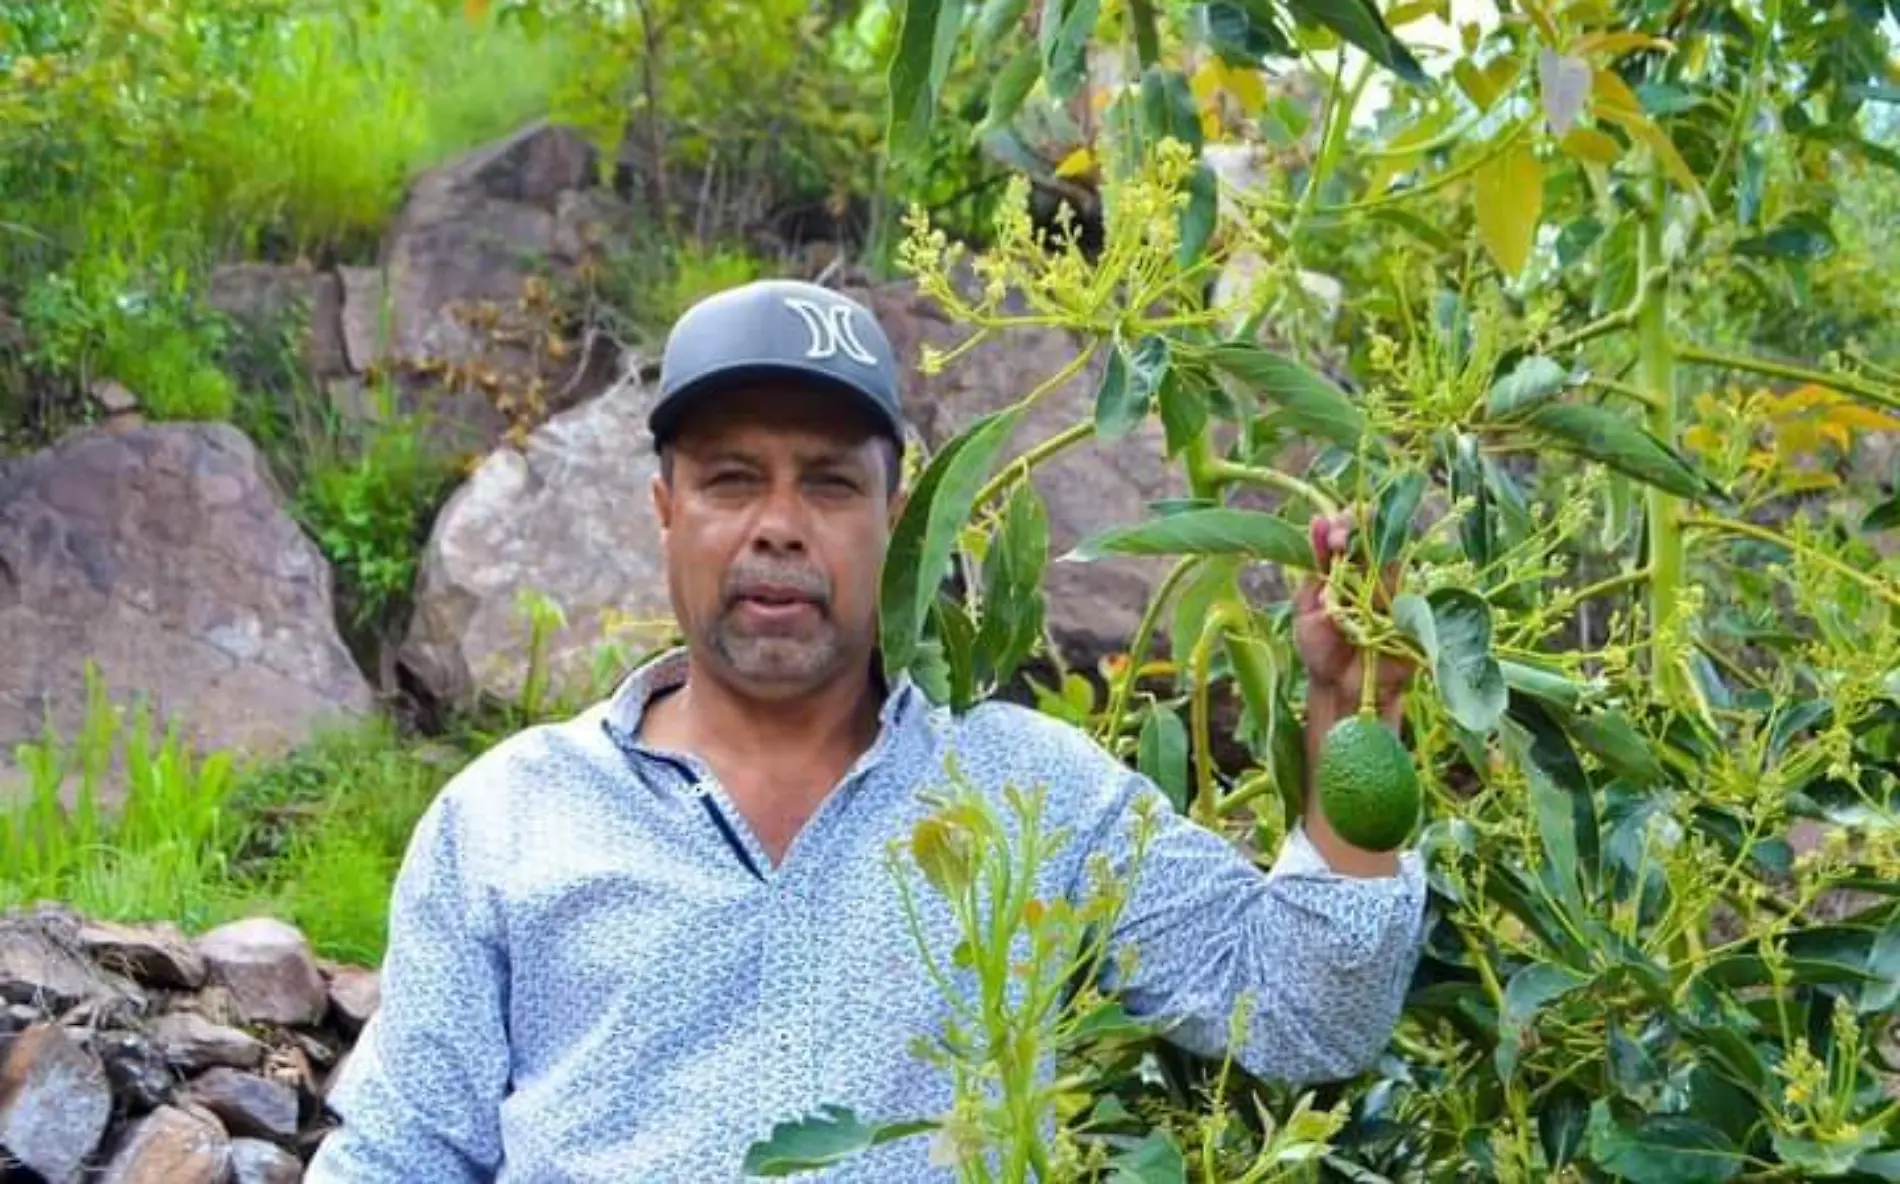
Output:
(306, 279), (1428, 1182)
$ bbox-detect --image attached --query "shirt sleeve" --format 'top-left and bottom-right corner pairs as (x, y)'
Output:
(304, 780), (512, 1183)
(1075, 765), (1428, 1087)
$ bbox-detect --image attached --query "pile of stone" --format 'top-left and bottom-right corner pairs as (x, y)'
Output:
(0, 905), (376, 1182)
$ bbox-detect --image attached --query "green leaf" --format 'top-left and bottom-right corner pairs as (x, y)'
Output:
(973, 0), (1029, 52)
(1097, 335), (1169, 440)
(1178, 162), (1218, 268)
(976, 480), (1049, 686)
(1863, 494), (1900, 532)
(1426, 588), (1508, 734)
(1487, 356), (1573, 417)
(1138, 706), (1190, 813)
(1538, 1084), (1589, 1168)
(1284, 0), (1426, 85)
(1450, 432), (1492, 570)
(1474, 138), (1544, 277)
(742, 1104), (938, 1175)
(1496, 963), (1590, 1078)
(889, 0), (970, 158)
(1128, 0), (1161, 64)
(1040, 0), (1100, 100)
(1734, 210), (1836, 261)
(1191, 1), (1288, 63)
(982, 44), (1042, 132)
(1568, 710), (1663, 785)
(933, 596), (980, 709)
(1583, 1103), (1743, 1183)
(1504, 704), (1587, 910)
(1517, 402), (1720, 500)
(1500, 657), (1587, 711)
(1110, 1130), (1188, 1183)
(1140, 65), (1202, 150)
(1374, 471), (1425, 566)
(1851, 1151), (1900, 1180)
(1205, 344), (1366, 448)
(1066, 508), (1313, 568)
(1773, 1128), (1883, 1176)
(1157, 368), (1209, 457)
(1606, 1021), (1663, 1097)
(880, 408), (1024, 685)
(1171, 557), (1239, 669)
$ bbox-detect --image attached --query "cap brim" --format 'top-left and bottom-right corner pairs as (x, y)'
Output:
(648, 362), (903, 446)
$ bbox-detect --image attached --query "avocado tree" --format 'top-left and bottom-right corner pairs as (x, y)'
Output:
(748, 0), (1900, 1178)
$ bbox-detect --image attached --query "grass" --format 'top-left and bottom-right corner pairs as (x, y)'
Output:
(0, 664), (478, 965)
(0, 0), (574, 439)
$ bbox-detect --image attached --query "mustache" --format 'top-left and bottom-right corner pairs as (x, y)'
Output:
(720, 561), (832, 607)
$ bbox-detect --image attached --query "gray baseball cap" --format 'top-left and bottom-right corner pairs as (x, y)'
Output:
(649, 278), (904, 447)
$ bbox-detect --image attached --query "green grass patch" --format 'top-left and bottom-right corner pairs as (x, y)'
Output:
(0, 664), (484, 965)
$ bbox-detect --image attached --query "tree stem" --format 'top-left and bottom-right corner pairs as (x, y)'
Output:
(1205, 458), (1339, 515)
(1639, 177), (1684, 702)
(1675, 344), (1900, 415)
(1682, 516), (1900, 610)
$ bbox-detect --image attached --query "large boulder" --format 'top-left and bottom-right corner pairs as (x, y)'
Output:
(845, 278), (1189, 666)
(0, 422), (376, 798)
(341, 119), (632, 458)
(399, 370), (676, 708)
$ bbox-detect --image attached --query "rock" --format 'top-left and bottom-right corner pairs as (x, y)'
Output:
(0, 909), (104, 1012)
(846, 278), (1189, 665)
(0, 423), (376, 798)
(90, 379), (141, 418)
(185, 1066), (300, 1144)
(399, 372), (676, 707)
(230, 1136), (303, 1184)
(79, 919), (207, 990)
(0, 1023), (113, 1182)
(326, 967), (379, 1036)
(149, 1011), (265, 1073)
(347, 119), (627, 456)
(90, 1029), (176, 1112)
(206, 262), (350, 383)
(96, 1103), (231, 1184)
(196, 918), (328, 1028)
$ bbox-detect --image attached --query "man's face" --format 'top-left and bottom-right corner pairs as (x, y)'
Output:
(652, 385), (901, 697)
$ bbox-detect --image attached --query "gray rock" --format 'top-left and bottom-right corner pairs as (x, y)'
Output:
(195, 918), (328, 1028)
(205, 261), (349, 382)
(0, 1023), (113, 1183)
(325, 967), (379, 1036)
(0, 909), (103, 1012)
(96, 1103), (231, 1184)
(185, 1066), (300, 1144)
(399, 372), (675, 708)
(230, 1135), (303, 1184)
(150, 1010), (266, 1073)
(344, 119), (626, 457)
(90, 1028), (177, 1111)
(0, 423), (376, 799)
(79, 918), (207, 990)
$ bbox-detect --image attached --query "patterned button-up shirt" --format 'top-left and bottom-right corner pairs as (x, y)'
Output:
(307, 648), (1429, 1182)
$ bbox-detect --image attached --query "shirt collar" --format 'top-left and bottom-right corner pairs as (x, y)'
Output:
(599, 646), (922, 772)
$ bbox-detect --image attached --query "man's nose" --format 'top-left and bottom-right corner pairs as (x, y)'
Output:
(749, 477), (809, 551)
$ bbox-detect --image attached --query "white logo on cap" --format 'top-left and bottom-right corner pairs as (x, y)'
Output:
(785, 296), (877, 366)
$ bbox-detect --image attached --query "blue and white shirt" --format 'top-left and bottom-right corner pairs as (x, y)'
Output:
(307, 648), (1429, 1182)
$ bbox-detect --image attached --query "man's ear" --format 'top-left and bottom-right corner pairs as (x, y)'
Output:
(887, 486), (909, 530)
(651, 471), (673, 536)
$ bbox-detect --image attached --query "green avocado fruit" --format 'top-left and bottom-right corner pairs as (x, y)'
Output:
(1315, 715), (1420, 851)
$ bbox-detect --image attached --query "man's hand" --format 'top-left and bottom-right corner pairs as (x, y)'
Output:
(1293, 510), (1417, 877)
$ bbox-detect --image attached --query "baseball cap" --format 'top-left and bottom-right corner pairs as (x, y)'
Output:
(648, 279), (905, 448)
